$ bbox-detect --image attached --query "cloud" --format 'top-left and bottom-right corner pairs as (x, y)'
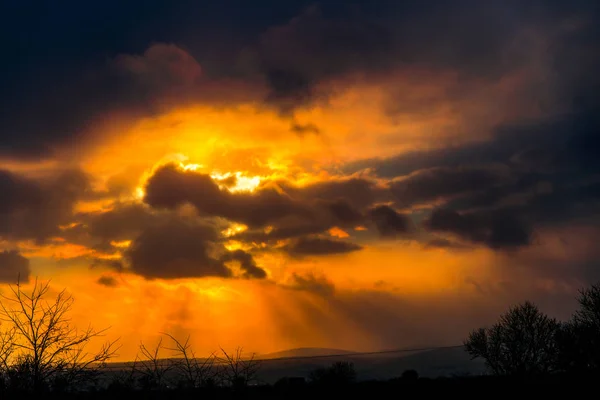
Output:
(284, 176), (386, 210)
(389, 166), (511, 209)
(221, 249), (267, 279)
(248, 1), (595, 116)
(125, 220), (231, 279)
(123, 219), (265, 280)
(97, 275), (119, 287)
(255, 5), (392, 114)
(82, 203), (162, 244)
(290, 121), (320, 136)
(286, 271), (335, 297)
(0, 168), (90, 241)
(368, 205), (411, 238)
(2, 0), (597, 161)
(0, 250), (30, 283)
(144, 164), (309, 228)
(425, 208), (531, 250)
(424, 238), (472, 250)
(0, 43), (253, 159)
(144, 164), (388, 240)
(284, 237), (362, 256)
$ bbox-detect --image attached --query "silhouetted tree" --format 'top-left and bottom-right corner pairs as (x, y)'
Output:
(0, 279), (118, 392)
(0, 324), (15, 372)
(217, 346), (261, 388)
(401, 369), (419, 381)
(309, 361), (357, 386)
(135, 337), (172, 390)
(464, 301), (559, 376)
(555, 283), (600, 373)
(163, 333), (217, 388)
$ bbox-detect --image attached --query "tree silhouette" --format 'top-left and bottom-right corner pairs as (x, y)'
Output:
(556, 283), (600, 373)
(309, 361), (357, 386)
(135, 337), (172, 390)
(0, 279), (118, 392)
(163, 333), (217, 389)
(217, 346), (261, 388)
(464, 301), (559, 376)
(401, 369), (419, 381)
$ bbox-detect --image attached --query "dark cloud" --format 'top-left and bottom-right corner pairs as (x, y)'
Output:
(0, 169), (90, 242)
(425, 208), (531, 250)
(368, 205), (411, 238)
(97, 275), (119, 287)
(145, 165), (386, 241)
(221, 249), (267, 279)
(125, 220), (231, 279)
(282, 176), (386, 210)
(424, 238), (472, 250)
(144, 164), (310, 228)
(237, 222), (330, 243)
(249, 1), (600, 114)
(0, 250), (30, 283)
(85, 203), (158, 243)
(124, 219), (266, 280)
(389, 166), (510, 209)
(284, 237), (362, 256)
(320, 199), (365, 226)
(2, 0), (597, 158)
(61, 203), (180, 255)
(255, 5), (392, 113)
(422, 109), (600, 249)
(0, 43), (205, 159)
(286, 271), (335, 297)
(290, 121), (320, 136)
(232, 200), (364, 243)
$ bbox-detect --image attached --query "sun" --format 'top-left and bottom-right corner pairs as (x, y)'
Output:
(132, 155), (266, 202)
(210, 171), (262, 193)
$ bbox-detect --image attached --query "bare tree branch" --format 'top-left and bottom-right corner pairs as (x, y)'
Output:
(0, 278), (119, 392)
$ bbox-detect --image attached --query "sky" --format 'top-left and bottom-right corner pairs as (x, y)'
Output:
(0, 0), (599, 361)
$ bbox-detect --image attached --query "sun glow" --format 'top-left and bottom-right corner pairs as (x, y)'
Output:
(222, 223), (248, 237)
(180, 162), (203, 172)
(110, 240), (132, 248)
(210, 171), (261, 193)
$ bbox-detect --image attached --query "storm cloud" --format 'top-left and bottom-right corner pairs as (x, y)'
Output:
(0, 168), (90, 242)
(284, 237), (362, 256)
(0, 250), (30, 283)
(1, 0), (599, 360)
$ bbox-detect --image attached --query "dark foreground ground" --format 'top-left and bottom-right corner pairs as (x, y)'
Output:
(5, 374), (599, 400)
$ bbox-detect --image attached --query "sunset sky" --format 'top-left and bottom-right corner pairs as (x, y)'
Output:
(0, 0), (599, 361)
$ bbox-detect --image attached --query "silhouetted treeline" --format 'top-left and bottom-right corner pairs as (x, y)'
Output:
(3, 280), (600, 398)
(464, 282), (600, 376)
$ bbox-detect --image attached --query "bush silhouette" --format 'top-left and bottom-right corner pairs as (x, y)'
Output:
(464, 301), (559, 376)
(401, 369), (419, 381)
(309, 361), (356, 386)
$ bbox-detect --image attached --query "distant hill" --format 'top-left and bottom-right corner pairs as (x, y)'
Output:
(255, 345), (485, 384)
(102, 346), (486, 385)
(260, 347), (357, 359)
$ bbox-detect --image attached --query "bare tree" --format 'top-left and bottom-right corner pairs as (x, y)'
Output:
(0, 324), (15, 372)
(574, 282), (600, 328)
(135, 337), (172, 390)
(555, 283), (600, 372)
(217, 347), (261, 388)
(163, 333), (217, 389)
(0, 324), (16, 391)
(464, 301), (559, 376)
(0, 279), (119, 391)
